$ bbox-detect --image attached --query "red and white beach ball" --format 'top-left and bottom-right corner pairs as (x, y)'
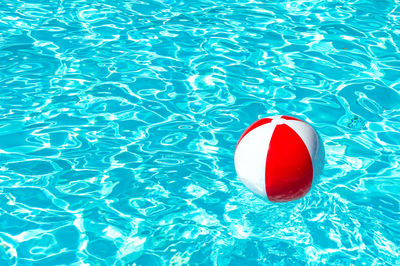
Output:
(234, 115), (324, 202)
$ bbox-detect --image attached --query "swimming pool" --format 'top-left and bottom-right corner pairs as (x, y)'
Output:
(0, 0), (399, 264)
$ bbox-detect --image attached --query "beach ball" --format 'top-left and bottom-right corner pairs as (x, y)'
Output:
(234, 115), (324, 202)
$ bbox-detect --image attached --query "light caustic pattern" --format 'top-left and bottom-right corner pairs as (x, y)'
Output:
(0, 0), (399, 265)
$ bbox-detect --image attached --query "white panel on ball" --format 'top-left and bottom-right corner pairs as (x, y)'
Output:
(234, 123), (276, 198)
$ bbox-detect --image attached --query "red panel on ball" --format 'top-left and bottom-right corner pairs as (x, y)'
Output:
(265, 124), (313, 202)
(236, 118), (272, 149)
(281, 115), (302, 121)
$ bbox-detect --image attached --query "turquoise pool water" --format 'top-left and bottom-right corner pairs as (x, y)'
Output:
(1, 0), (399, 265)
